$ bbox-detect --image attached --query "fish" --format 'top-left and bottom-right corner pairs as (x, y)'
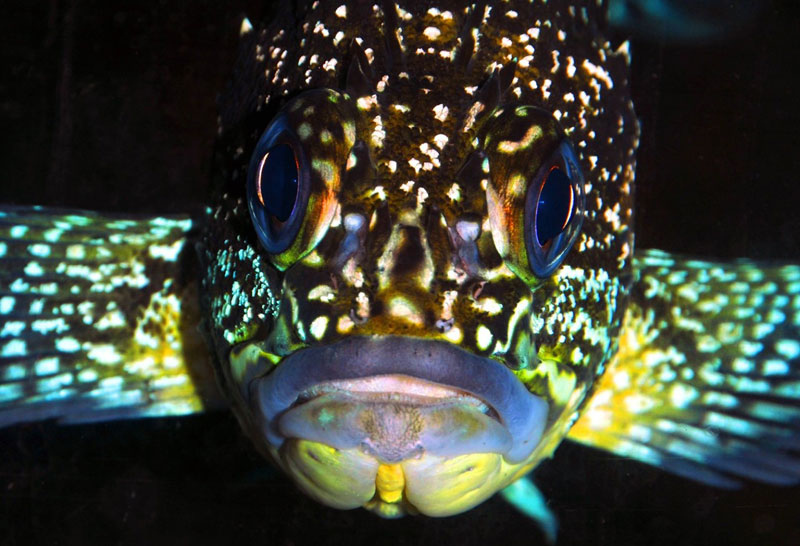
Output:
(0, 0), (798, 541)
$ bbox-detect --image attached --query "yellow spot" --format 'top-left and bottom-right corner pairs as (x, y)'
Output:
(337, 315), (354, 333)
(498, 125), (543, 153)
(444, 325), (463, 344)
(388, 297), (423, 325)
(239, 17), (253, 35)
(375, 464), (405, 503)
(312, 159), (335, 183)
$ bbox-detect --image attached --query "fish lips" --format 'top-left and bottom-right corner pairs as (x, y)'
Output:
(250, 336), (548, 464)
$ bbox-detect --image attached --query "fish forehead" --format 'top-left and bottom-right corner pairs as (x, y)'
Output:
(245, 0), (637, 199)
(211, 0), (637, 406)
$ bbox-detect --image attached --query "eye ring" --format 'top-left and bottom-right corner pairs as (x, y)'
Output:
(246, 114), (310, 254)
(524, 140), (585, 277)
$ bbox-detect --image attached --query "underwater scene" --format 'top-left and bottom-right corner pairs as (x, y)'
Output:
(1, 0), (799, 544)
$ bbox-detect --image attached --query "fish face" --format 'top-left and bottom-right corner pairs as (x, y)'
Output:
(202, 0), (638, 516)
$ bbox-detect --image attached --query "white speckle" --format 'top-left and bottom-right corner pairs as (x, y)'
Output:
(78, 368), (99, 383)
(1, 339), (26, 357)
(35, 357), (59, 376)
(416, 187), (429, 207)
(433, 133), (449, 149)
(99, 376), (124, 389)
(423, 26), (441, 40)
(0, 384), (23, 403)
(95, 309), (126, 330)
(28, 244), (51, 258)
(10, 225), (28, 238)
(472, 297), (503, 316)
(447, 183), (462, 202)
(0, 296), (14, 314)
(4, 364), (25, 381)
(148, 240), (184, 262)
(335, 4), (346, 17)
(476, 325), (493, 350)
(775, 339), (800, 360)
(31, 318), (69, 335)
(88, 344), (122, 365)
(432, 104), (449, 122)
(0, 321), (25, 337)
(56, 337), (81, 353)
(309, 316), (329, 341)
(763, 359), (789, 376)
(24, 261), (44, 277)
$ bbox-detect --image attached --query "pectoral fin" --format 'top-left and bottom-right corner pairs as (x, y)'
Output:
(568, 249), (800, 487)
(0, 206), (225, 427)
(501, 475), (557, 544)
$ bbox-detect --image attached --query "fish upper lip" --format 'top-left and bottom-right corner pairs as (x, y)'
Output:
(249, 335), (548, 463)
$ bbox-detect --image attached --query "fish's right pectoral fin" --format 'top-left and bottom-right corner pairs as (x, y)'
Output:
(0, 206), (226, 427)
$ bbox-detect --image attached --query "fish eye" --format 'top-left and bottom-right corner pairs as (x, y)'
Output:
(525, 140), (585, 277)
(247, 115), (308, 255)
(255, 144), (299, 225)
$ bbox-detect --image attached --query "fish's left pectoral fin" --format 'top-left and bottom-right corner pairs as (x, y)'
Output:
(567, 249), (800, 488)
(501, 475), (557, 544)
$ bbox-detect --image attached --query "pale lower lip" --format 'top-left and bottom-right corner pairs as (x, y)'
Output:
(278, 374), (511, 462)
(248, 335), (549, 463)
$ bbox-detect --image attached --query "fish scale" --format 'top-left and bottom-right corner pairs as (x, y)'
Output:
(0, 0), (798, 533)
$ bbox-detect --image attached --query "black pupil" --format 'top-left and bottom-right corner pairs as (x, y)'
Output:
(535, 167), (573, 246)
(259, 144), (298, 223)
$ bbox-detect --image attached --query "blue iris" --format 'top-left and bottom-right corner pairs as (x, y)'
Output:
(535, 167), (573, 246)
(259, 144), (298, 222)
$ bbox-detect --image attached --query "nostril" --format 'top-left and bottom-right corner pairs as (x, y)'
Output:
(470, 281), (487, 299)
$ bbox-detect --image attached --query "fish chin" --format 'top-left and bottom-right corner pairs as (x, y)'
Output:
(243, 336), (549, 516)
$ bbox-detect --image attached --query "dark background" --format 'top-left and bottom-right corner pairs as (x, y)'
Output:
(1, 1), (799, 545)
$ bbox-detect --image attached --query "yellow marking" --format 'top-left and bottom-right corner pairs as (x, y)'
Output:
(498, 125), (543, 153)
(375, 464), (405, 503)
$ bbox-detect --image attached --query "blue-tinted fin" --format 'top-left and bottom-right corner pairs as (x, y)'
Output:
(568, 249), (800, 488)
(0, 206), (225, 427)
(607, 0), (759, 44)
(501, 476), (557, 544)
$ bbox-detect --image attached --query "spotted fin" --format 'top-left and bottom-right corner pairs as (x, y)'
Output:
(568, 249), (800, 487)
(0, 206), (224, 426)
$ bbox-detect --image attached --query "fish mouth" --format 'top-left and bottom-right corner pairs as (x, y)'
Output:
(251, 336), (548, 464)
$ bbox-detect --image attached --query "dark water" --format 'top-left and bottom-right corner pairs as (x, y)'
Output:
(1, 1), (799, 544)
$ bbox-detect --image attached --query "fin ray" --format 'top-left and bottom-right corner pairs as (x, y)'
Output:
(0, 206), (225, 427)
(568, 249), (800, 487)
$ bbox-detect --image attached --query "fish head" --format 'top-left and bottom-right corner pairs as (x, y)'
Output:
(202, 0), (638, 517)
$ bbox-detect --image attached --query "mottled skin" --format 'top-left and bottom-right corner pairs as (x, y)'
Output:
(0, 0), (798, 525)
(202, 0), (636, 514)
